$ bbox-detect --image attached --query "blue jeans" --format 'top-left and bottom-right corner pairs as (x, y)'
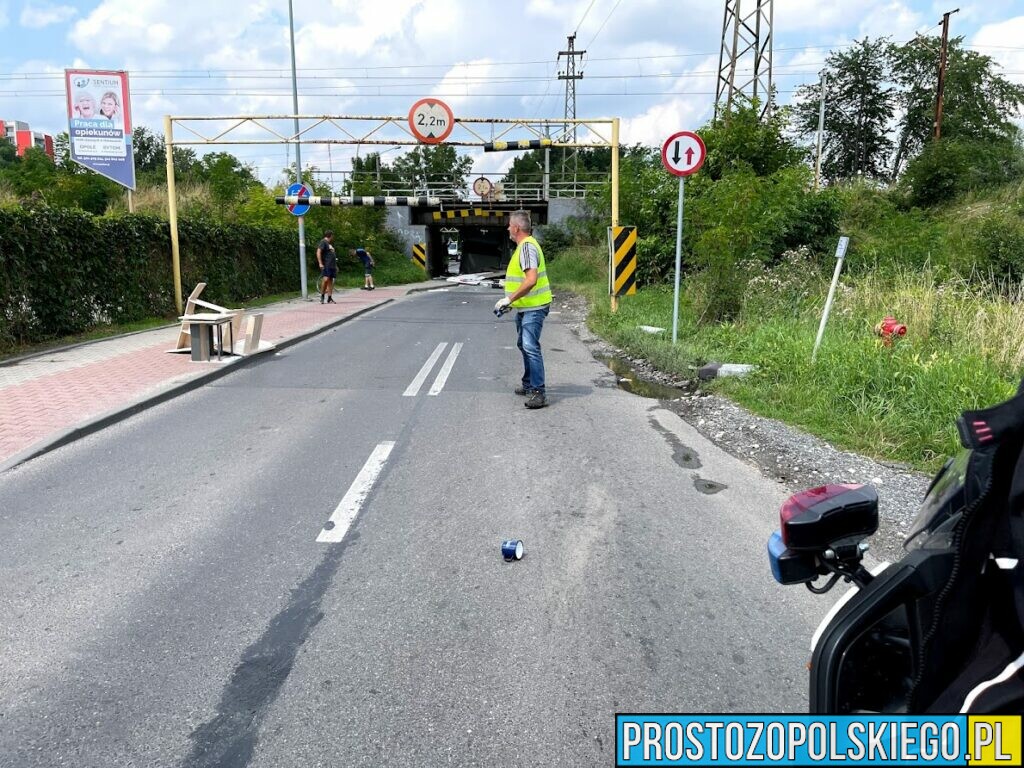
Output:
(515, 305), (550, 392)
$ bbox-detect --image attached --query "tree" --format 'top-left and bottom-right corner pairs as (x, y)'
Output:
(794, 38), (895, 182)
(500, 147), (614, 193)
(193, 152), (259, 204)
(130, 126), (202, 185)
(132, 126), (166, 175)
(0, 139), (17, 167)
(703, 97), (805, 180)
(390, 144), (473, 195)
(346, 152), (405, 195)
(890, 35), (1024, 176)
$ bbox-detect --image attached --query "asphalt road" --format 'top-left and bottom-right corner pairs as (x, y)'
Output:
(0, 287), (829, 767)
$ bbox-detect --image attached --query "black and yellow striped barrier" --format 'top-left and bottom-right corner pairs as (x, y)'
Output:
(611, 226), (638, 296)
(483, 139), (553, 152)
(431, 208), (509, 222)
(276, 195), (440, 207)
(411, 242), (426, 270)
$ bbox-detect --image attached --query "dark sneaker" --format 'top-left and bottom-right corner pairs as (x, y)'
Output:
(361, 286), (371, 291)
(320, 293), (325, 304)
(327, 296), (336, 304)
(514, 385), (532, 396)
(525, 391), (548, 409)
(368, 286), (375, 290)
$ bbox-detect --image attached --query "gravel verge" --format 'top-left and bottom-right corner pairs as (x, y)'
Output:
(557, 291), (932, 564)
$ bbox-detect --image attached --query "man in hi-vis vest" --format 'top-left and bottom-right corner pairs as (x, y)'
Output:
(494, 210), (552, 409)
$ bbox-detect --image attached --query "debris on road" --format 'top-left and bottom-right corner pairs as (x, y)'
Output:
(501, 539), (524, 561)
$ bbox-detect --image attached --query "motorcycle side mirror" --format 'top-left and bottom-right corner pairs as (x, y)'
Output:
(780, 484), (879, 552)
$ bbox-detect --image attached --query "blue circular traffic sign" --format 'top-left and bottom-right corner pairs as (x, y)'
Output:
(287, 182), (311, 216)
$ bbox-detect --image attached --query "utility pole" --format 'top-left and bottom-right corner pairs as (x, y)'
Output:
(934, 8), (960, 141)
(287, 0), (308, 299)
(558, 34), (585, 186)
(813, 71), (827, 191)
(715, 0), (775, 120)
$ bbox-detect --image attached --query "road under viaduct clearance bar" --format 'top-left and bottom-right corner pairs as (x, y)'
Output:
(164, 113), (620, 313)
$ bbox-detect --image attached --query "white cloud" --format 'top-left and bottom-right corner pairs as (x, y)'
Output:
(70, 0), (275, 57)
(857, 1), (926, 40)
(972, 15), (1024, 85)
(0, 3), (9, 28)
(774, 0), (921, 35)
(19, 2), (76, 29)
(621, 96), (706, 148)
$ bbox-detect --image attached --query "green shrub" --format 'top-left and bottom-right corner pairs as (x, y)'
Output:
(741, 246), (829, 322)
(538, 222), (573, 256)
(971, 210), (1024, 281)
(689, 165), (814, 320)
(902, 138), (1024, 208)
(0, 204), (297, 351)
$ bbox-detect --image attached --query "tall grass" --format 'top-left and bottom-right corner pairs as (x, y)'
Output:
(847, 268), (1024, 373)
(550, 246), (1020, 471)
(105, 182), (214, 216)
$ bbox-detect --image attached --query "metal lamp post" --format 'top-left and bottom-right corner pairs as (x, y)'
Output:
(288, 0), (308, 298)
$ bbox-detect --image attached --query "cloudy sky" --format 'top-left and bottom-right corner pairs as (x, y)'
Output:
(2, 0), (1023, 185)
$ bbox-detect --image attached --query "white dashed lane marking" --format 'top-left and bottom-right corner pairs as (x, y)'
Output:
(316, 441), (395, 543)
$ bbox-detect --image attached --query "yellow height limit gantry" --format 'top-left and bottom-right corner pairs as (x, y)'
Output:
(164, 113), (620, 313)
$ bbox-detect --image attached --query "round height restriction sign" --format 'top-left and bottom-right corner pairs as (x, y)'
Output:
(661, 131), (706, 177)
(408, 98), (455, 144)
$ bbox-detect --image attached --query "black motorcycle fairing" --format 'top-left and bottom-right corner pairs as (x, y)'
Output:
(809, 549), (956, 714)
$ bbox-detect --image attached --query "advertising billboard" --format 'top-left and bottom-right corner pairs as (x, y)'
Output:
(64, 69), (136, 189)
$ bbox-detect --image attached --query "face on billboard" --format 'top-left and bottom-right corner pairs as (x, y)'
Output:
(75, 93), (97, 119)
(100, 94), (119, 119)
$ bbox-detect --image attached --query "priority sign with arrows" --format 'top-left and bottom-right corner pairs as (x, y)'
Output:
(661, 130), (706, 345)
(661, 131), (706, 177)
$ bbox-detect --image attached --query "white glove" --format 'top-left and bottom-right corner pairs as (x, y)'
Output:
(494, 297), (511, 312)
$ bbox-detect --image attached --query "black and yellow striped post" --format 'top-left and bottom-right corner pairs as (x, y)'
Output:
(609, 226), (638, 305)
(411, 242), (426, 270)
(483, 138), (553, 152)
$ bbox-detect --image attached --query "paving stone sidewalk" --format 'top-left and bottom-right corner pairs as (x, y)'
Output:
(0, 285), (433, 472)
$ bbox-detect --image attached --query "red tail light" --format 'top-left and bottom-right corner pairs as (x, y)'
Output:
(780, 484), (878, 551)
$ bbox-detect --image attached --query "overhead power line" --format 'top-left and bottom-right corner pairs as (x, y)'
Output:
(0, 66), (827, 85)
(0, 40), (925, 80)
(584, 0), (623, 50)
(574, 0), (598, 35)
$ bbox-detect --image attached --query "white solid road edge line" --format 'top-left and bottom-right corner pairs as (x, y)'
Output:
(403, 342), (447, 397)
(428, 342), (463, 396)
(316, 441), (396, 543)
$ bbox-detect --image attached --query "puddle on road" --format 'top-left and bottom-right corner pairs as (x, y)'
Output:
(647, 415), (702, 470)
(694, 477), (728, 495)
(597, 356), (684, 399)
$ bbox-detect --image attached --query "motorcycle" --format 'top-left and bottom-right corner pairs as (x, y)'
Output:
(767, 382), (1024, 714)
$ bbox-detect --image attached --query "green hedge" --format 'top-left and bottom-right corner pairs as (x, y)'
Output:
(0, 206), (300, 351)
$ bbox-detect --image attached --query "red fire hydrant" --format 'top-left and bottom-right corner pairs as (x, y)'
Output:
(875, 316), (907, 346)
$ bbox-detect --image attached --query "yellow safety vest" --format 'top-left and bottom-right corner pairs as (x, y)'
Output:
(505, 236), (552, 310)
